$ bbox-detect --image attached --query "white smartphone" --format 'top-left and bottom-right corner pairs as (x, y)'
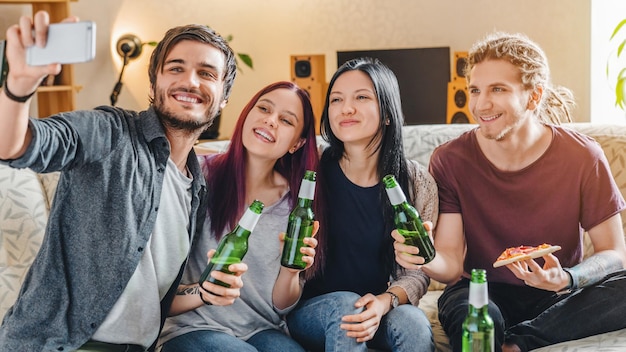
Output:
(26, 21), (96, 66)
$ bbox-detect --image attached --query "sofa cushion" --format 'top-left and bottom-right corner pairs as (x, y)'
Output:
(590, 135), (626, 233)
(0, 166), (49, 319)
(418, 290), (450, 351)
(532, 328), (626, 351)
(402, 124), (472, 166)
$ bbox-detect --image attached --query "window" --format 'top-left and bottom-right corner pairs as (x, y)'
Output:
(591, 0), (626, 123)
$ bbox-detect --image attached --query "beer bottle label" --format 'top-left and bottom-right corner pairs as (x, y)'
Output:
(298, 179), (315, 200)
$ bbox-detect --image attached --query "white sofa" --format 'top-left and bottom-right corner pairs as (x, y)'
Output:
(2, 123), (626, 351)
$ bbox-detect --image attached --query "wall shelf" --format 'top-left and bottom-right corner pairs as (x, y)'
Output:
(0, 0), (78, 117)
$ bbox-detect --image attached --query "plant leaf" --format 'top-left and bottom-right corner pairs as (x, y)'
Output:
(610, 19), (626, 40)
(609, 19), (626, 111)
(618, 39), (626, 58)
(616, 68), (626, 109)
(617, 80), (624, 109)
(237, 53), (254, 70)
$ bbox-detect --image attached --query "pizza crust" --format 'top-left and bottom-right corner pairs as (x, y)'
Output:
(492, 245), (561, 268)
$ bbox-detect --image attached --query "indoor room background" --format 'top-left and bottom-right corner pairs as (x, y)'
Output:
(1, 0), (624, 139)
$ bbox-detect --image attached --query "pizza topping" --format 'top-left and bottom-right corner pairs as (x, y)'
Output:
(496, 243), (552, 261)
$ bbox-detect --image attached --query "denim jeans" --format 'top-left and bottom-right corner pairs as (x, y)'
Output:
(438, 270), (626, 352)
(160, 328), (305, 352)
(286, 291), (434, 352)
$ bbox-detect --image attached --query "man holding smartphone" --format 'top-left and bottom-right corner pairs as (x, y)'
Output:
(0, 11), (246, 352)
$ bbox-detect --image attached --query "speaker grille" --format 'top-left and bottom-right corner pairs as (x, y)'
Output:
(295, 60), (312, 78)
(456, 56), (468, 78)
(454, 89), (467, 108)
(290, 55), (327, 133)
(451, 112), (470, 124)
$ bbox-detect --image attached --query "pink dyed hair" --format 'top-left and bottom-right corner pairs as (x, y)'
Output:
(201, 81), (319, 238)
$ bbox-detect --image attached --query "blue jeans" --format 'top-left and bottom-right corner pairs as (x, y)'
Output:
(286, 291), (434, 352)
(438, 270), (626, 352)
(161, 328), (305, 352)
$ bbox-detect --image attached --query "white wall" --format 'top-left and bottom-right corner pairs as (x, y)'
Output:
(2, 0), (593, 138)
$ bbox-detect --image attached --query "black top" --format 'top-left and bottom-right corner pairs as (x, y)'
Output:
(303, 154), (390, 299)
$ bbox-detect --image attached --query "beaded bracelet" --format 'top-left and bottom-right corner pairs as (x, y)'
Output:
(3, 80), (36, 103)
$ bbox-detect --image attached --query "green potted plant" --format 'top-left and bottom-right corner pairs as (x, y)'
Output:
(608, 19), (626, 109)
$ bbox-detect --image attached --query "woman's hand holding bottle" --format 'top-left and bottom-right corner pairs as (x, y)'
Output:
(279, 220), (319, 273)
(198, 249), (248, 306)
(392, 221), (434, 270)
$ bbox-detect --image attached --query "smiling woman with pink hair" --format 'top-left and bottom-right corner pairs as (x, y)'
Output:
(159, 81), (320, 352)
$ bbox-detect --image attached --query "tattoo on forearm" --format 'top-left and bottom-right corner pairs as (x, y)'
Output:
(567, 252), (622, 289)
(176, 285), (200, 296)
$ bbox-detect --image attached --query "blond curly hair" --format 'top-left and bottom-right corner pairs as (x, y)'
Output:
(466, 32), (575, 124)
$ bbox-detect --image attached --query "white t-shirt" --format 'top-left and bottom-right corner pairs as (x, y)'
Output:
(92, 158), (192, 347)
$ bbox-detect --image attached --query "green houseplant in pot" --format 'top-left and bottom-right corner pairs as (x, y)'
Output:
(608, 18), (626, 109)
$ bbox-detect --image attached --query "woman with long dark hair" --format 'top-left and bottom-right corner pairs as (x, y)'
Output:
(287, 58), (438, 352)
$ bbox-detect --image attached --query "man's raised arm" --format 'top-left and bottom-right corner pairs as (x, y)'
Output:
(0, 11), (74, 159)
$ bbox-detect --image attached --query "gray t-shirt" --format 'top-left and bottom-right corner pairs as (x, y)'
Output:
(159, 191), (297, 344)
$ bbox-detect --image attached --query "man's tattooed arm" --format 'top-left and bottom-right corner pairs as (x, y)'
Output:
(564, 251), (623, 290)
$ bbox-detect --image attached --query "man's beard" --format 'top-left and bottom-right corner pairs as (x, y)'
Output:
(153, 88), (219, 135)
(493, 122), (516, 141)
(480, 120), (519, 141)
(481, 106), (527, 141)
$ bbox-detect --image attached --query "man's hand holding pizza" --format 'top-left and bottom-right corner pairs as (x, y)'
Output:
(493, 244), (572, 292)
(505, 251), (572, 292)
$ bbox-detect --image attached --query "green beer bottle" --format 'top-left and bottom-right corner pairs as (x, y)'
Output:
(382, 174), (436, 263)
(462, 269), (495, 352)
(198, 199), (264, 287)
(281, 170), (316, 269)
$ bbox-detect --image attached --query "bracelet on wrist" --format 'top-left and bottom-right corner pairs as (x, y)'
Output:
(197, 284), (213, 305)
(199, 292), (213, 305)
(557, 268), (575, 295)
(3, 80), (36, 103)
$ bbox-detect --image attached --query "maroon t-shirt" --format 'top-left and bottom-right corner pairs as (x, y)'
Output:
(430, 125), (626, 285)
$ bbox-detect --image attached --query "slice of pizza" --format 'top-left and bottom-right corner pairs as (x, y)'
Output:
(493, 243), (561, 268)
